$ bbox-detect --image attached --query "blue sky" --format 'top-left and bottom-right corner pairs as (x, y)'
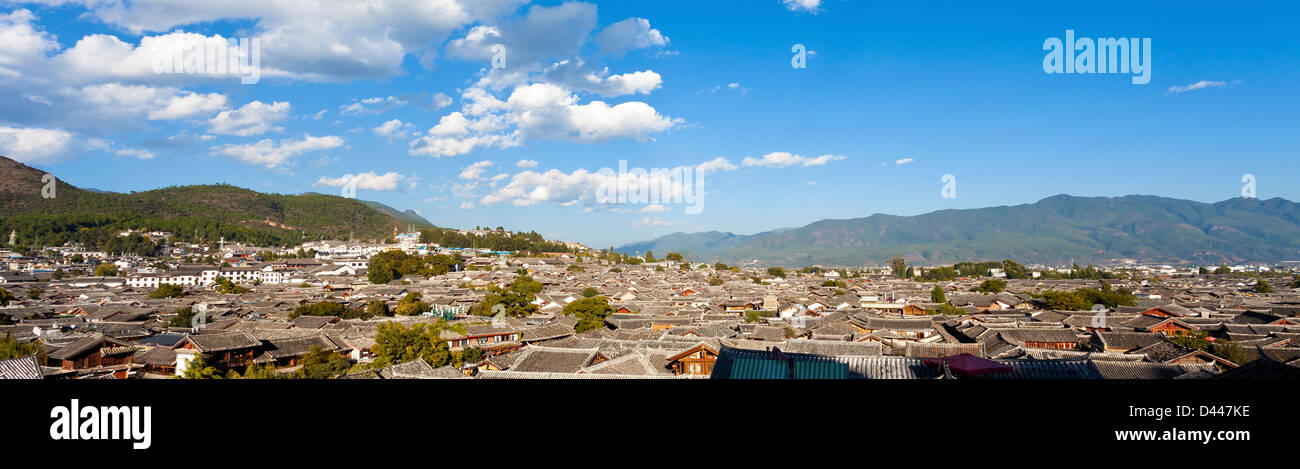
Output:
(1, 0), (1297, 249)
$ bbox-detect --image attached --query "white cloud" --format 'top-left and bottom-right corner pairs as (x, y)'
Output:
(742, 152), (846, 168)
(116, 148), (156, 160)
(895, 158), (914, 165)
(639, 203), (670, 213)
(211, 134), (344, 168)
(314, 171), (405, 191)
(1167, 80), (1238, 94)
(149, 92), (229, 120)
(516, 159), (539, 168)
(445, 2), (598, 69)
(410, 82), (679, 157)
(459, 160), (494, 180)
(0, 126), (74, 164)
(783, 0), (822, 14)
(696, 157), (738, 173)
(480, 157), (727, 208)
(593, 17), (669, 56)
(208, 101), (291, 136)
(53, 1), (526, 81)
(508, 82), (681, 142)
(634, 217), (678, 227)
(340, 96), (408, 115)
(0, 9), (59, 74)
(541, 58), (662, 97)
(372, 119), (414, 140)
(431, 92), (453, 109)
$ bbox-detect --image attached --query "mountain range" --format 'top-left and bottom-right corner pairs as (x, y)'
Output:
(618, 195), (1300, 266)
(0, 155), (433, 246)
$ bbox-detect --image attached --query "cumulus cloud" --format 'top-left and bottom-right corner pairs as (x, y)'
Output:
(516, 159), (539, 168)
(459, 160), (494, 180)
(0, 126), (74, 164)
(0, 9), (59, 75)
(149, 92), (229, 120)
(479, 157), (731, 209)
(314, 171), (405, 191)
(742, 152), (845, 168)
(540, 58), (662, 97)
(372, 119), (414, 140)
(410, 82), (679, 157)
(49, 0), (525, 81)
(445, 2), (598, 69)
(208, 101), (291, 136)
(593, 17), (669, 56)
(211, 134), (344, 168)
(696, 157), (739, 173)
(895, 158), (914, 165)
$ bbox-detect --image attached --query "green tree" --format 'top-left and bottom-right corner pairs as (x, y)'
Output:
(470, 276), (542, 317)
(93, 263), (119, 277)
(643, 250), (656, 262)
(460, 346), (484, 364)
(708, 277), (724, 286)
(0, 288), (13, 307)
(564, 296), (614, 333)
(370, 321), (451, 368)
(1002, 259), (1029, 279)
(1040, 290), (1090, 311)
(0, 332), (45, 361)
(973, 279), (1007, 294)
(366, 300), (391, 317)
(931, 285), (947, 303)
(1214, 266), (1232, 275)
(167, 307), (198, 328)
(215, 276), (250, 294)
(395, 291), (432, 316)
(149, 284), (185, 299)
(1255, 279), (1274, 293)
(890, 256), (907, 278)
(178, 357), (225, 379)
(26, 288), (44, 300)
(242, 363), (279, 379)
(581, 287), (599, 298)
(295, 346), (352, 379)
(766, 267), (786, 278)
(665, 252), (684, 262)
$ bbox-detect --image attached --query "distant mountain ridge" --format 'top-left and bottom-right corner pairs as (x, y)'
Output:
(0, 155), (434, 246)
(618, 194), (1300, 266)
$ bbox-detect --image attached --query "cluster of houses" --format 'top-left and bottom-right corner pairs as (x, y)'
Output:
(2, 246), (1299, 380)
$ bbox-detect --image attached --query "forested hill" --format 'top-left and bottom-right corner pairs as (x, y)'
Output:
(0, 155), (432, 251)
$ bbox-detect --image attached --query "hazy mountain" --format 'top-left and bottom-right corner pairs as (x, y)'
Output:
(618, 194), (1300, 266)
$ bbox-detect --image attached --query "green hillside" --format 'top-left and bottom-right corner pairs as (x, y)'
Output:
(0, 155), (432, 251)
